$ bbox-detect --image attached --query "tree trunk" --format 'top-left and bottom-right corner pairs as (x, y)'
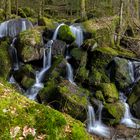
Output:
(5, 0), (11, 20)
(81, 0), (87, 20)
(15, 0), (18, 16)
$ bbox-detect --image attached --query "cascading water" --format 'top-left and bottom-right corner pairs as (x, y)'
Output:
(9, 37), (19, 71)
(70, 25), (83, 47)
(26, 40), (53, 100)
(66, 62), (76, 85)
(52, 23), (65, 40)
(119, 60), (140, 128)
(0, 18), (33, 38)
(87, 102), (111, 138)
(128, 61), (135, 83)
(120, 92), (140, 128)
(21, 21), (27, 31)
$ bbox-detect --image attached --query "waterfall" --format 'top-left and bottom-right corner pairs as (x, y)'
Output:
(133, 61), (140, 82)
(9, 37), (19, 71)
(128, 61), (135, 83)
(66, 62), (76, 85)
(9, 75), (16, 84)
(70, 25), (83, 47)
(21, 21), (27, 31)
(87, 103), (111, 138)
(0, 21), (9, 38)
(26, 40), (53, 100)
(119, 92), (140, 128)
(52, 23), (65, 40)
(0, 18), (33, 38)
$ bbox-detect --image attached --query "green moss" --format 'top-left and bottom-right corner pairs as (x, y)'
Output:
(95, 91), (105, 102)
(0, 39), (11, 80)
(105, 102), (125, 124)
(83, 16), (119, 47)
(18, 28), (43, 62)
(57, 80), (89, 121)
(21, 76), (35, 89)
(71, 48), (85, 62)
(0, 80), (91, 139)
(38, 17), (56, 29)
(98, 83), (119, 103)
(58, 25), (76, 44)
(0, 9), (4, 22)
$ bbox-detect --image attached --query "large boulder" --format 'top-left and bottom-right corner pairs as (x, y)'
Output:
(128, 81), (140, 118)
(17, 28), (43, 62)
(110, 57), (133, 90)
(39, 79), (89, 122)
(57, 80), (89, 122)
(58, 25), (76, 44)
(0, 38), (11, 79)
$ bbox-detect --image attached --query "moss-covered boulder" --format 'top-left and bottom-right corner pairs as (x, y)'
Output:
(39, 79), (89, 122)
(110, 57), (132, 90)
(83, 16), (119, 47)
(71, 48), (89, 83)
(13, 64), (35, 89)
(57, 80), (89, 122)
(128, 81), (140, 118)
(58, 25), (76, 44)
(0, 38), (11, 80)
(0, 80), (91, 140)
(104, 101), (125, 125)
(97, 83), (119, 103)
(17, 28), (43, 62)
(88, 47), (135, 86)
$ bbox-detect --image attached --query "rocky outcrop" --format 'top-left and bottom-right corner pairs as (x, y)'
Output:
(17, 28), (43, 62)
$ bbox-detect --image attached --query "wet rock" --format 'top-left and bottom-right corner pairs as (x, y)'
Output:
(52, 40), (66, 56)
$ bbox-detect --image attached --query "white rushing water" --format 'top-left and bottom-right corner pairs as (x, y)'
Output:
(21, 21), (27, 31)
(87, 103), (111, 138)
(10, 37), (19, 71)
(120, 92), (140, 128)
(128, 61), (135, 83)
(26, 40), (53, 100)
(70, 25), (83, 47)
(66, 62), (76, 85)
(52, 23), (65, 40)
(0, 19), (33, 38)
